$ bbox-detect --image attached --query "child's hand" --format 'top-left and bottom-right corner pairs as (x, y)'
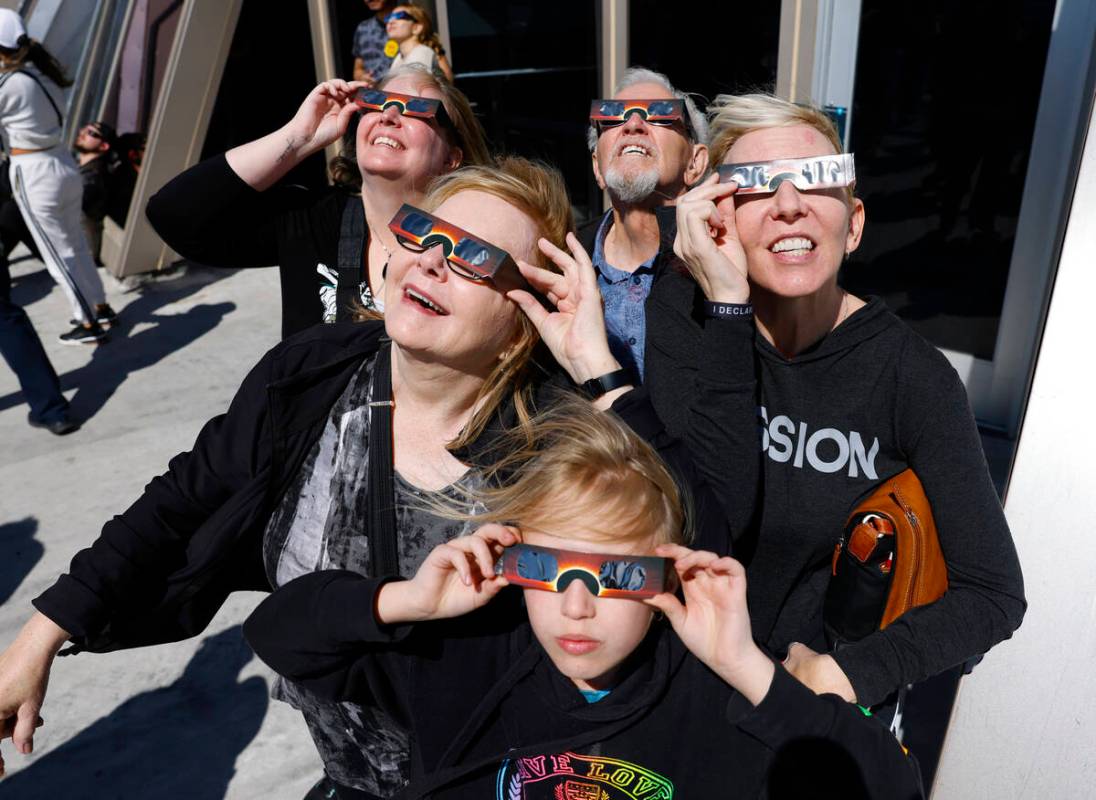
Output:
(376, 525), (519, 624)
(646, 544), (774, 705)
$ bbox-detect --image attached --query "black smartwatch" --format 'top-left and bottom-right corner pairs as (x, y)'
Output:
(580, 368), (633, 399)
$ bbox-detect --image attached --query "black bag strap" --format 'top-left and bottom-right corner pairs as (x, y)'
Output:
(336, 196), (367, 324)
(368, 340), (399, 577)
(16, 69), (63, 127)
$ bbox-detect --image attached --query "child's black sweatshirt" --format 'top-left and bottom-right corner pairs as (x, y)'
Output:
(244, 571), (924, 800)
(743, 297), (1025, 705)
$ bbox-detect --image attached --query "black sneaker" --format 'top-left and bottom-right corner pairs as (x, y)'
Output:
(58, 323), (108, 345)
(94, 304), (119, 327)
(27, 413), (80, 435)
(70, 305), (119, 328)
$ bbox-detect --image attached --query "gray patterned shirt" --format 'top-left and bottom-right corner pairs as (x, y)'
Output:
(351, 15), (394, 83)
(263, 355), (479, 795)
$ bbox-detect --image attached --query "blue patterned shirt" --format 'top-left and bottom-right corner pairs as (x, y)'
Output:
(591, 211), (656, 382)
(352, 15), (394, 83)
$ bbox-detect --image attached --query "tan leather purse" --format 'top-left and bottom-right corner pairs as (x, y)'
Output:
(823, 469), (949, 644)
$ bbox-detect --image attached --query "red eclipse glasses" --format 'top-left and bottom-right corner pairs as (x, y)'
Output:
(388, 204), (515, 282)
(354, 88), (453, 130)
(494, 543), (674, 600)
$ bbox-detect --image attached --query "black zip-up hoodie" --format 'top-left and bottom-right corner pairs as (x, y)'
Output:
(244, 571), (924, 800)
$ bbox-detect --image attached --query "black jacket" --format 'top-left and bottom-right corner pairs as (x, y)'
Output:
(33, 321), (737, 654)
(244, 570), (925, 800)
(146, 154), (358, 339)
(577, 208), (761, 538)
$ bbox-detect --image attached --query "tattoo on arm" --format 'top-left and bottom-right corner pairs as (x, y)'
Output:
(276, 135), (302, 163)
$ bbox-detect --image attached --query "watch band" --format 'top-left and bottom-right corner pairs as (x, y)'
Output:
(705, 301), (753, 319)
(580, 368), (633, 399)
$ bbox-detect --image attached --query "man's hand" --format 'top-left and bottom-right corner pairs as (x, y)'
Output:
(783, 642), (858, 702)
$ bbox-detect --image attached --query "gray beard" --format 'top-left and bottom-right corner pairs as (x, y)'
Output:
(604, 166), (660, 205)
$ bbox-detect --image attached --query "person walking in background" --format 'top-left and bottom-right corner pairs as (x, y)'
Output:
(0, 202), (77, 435)
(386, 5), (454, 82)
(352, 0), (397, 86)
(73, 120), (136, 265)
(0, 9), (116, 344)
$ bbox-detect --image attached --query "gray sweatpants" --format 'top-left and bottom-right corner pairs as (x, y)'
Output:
(9, 148), (105, 325)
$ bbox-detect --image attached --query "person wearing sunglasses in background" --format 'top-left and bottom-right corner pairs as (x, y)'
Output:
(352, 0), (397, 87)
(244, 399), (924, 799)
(73, 120), (136, 265)
(0, 157), (739, 799)
(146, 64), (488, 340)
(385, 5), (454, 83)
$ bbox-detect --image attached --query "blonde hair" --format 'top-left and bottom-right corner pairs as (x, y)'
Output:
(442, 395), (689, 547)
(329, 64), (492, 188)
(427, 156), (573, 452)
(355, 156), (574, 451)
(708, 93), (843, 163)
(396, 4), (445, 57)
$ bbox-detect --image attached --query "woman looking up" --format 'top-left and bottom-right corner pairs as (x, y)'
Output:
(385, 5), (454, 83)
(147, 65), (487, 339)
(0, 156), (734, 798)
(672, 93), (1025, 713)
(0, 9), (115, 344)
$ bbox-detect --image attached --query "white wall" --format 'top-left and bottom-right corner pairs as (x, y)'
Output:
(932, 80), (1096, 800)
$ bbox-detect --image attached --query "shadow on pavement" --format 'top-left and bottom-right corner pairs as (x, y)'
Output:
(8, 266), (53, 309)
(0, 267), (237, 420)
(0, 517), (43, 606)
(0, 626), (268, 800)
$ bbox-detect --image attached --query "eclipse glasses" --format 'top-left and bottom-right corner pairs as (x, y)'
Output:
(717, 153), (856, 195)
(388, 204), (515, 282)
(589, 98), (694, 137)
(494, 543), (674, 600)
(354, 88), (453, 130)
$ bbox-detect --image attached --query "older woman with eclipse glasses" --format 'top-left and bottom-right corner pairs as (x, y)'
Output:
(672, 93), (1026, 712)
(147, 64), (490, 339)
(0, 153), (737, 798)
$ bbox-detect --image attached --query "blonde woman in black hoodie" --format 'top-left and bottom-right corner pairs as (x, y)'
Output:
(672, 93), (1025, 712)
(245, 399), (923, 799)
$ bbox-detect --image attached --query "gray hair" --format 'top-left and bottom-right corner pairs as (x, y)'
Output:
(585, 66), (708, 152)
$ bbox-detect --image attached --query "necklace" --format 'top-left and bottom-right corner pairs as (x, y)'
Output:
(368, 225), (393, 280)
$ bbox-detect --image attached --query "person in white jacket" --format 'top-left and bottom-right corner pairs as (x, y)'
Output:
(0, 9), (115, 345)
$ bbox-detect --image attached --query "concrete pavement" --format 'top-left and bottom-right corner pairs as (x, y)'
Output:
(0, 251), (319, 798)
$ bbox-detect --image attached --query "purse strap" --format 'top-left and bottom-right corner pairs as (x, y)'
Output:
(17, 69), (63, 127)
(368, 340), (399, 576)
(336, 196), (367, 324)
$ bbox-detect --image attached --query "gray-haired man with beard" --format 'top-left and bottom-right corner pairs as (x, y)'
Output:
(577, 69), (760, 540)
(578, 67), (708, 385)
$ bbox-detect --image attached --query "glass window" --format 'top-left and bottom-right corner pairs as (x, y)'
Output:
(629, 1), (781, 103)
(447, 0), (600, 221)
(843, 0), (1055, 360)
